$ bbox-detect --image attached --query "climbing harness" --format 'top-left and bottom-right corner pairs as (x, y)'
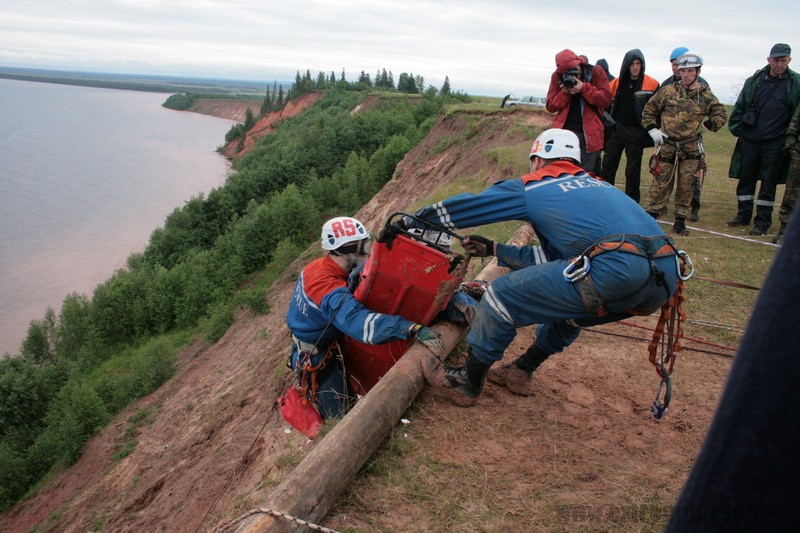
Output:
(563, 234), (693, 420)
(564, 234), (681, 317)
(647, 250), (692, 420)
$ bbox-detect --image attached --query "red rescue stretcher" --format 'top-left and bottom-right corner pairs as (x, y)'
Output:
(342, 213), (466, 395)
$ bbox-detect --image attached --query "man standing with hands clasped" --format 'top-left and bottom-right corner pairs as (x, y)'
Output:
(727, 43), (800, 236)
(641, 52), (727, 236)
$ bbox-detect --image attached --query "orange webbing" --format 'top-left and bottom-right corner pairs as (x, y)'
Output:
(299, 343), (337, 407)
(648, 277), (686, 377)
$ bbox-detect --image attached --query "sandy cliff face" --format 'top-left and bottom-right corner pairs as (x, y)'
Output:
(219, 92), (324, 159)
(187, 99), (262, 122)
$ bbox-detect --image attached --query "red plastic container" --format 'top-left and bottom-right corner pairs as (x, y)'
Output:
(343, 231), (464, 395)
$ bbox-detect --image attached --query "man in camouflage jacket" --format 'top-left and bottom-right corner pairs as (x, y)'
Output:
(641, 52), (727, 235)
(774, 104), (800, 244)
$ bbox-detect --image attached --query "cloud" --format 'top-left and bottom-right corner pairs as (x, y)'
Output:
(1, 0), (799, 102)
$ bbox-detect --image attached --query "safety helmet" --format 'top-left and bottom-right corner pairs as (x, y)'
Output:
(676, 51), (703, 69)
(669, 47), (689, 61)
(529, 128), (581, 164)
(320, 216), (369, 252)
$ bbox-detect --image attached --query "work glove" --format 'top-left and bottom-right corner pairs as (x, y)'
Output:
(648, 128), (669, 146)
(409, 324), (444, 357)
(462, 234), (496, 257)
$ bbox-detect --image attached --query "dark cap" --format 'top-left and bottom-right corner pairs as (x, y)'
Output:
(769, 43), (791, 58)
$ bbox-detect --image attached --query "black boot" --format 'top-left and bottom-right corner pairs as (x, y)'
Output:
(423, 349), (490, 407)
(673, 216), (689, 236)
(689, 201), (700, 222)
(773, 223), (786, 245)
(488, 344), (551, 396)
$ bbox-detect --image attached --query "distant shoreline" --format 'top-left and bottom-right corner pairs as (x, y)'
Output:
(0, 66), (287, 96)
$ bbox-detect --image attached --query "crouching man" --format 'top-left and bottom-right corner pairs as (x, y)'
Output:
(412, 129), (681, 406)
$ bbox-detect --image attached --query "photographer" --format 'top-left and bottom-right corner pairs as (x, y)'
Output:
(546, 49), (612, 171)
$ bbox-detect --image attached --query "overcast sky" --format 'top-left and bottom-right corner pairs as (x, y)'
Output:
(1, 0), (798, 103)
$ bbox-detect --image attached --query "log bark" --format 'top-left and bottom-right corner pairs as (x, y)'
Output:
(235, 225), (534, 532)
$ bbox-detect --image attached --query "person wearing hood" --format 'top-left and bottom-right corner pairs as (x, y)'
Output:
(597, 58), (615, 82)
(600, 49), (660, 202)
(546, 49), (612, 172)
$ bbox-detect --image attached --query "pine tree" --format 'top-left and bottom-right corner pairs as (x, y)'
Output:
(260, 92), (273, 115)
(440, 76), (451, 95)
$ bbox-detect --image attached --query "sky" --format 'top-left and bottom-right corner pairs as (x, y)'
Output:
(1, 0), (798, 104)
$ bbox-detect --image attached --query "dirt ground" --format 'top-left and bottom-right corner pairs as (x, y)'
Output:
(0, 105), (735, 533)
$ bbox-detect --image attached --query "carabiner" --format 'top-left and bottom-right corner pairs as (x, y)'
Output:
(563, 256), (591, 282)
(651, 373), (672, 421)
(676, 250), (694, 281)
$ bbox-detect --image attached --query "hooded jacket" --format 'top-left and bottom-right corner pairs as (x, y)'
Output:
(596, 58), (615, 81)
(608, 49), (660, 125)
(546, 49), (612, 153)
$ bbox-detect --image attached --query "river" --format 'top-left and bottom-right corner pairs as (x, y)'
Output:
(0, 78), (235, 355)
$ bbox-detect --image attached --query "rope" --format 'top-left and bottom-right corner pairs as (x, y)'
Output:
(210, 507), (341, 533)
(617, 319), (740, 350)
(583, 326), (736, 357)
(684, 318), (746, 333)
(196, 401), (280, 533)
(693, 276), (761, 291)
(654, 220), (780, 247)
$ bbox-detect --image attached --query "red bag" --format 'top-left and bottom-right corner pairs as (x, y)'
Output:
(278, 386), (323, 439)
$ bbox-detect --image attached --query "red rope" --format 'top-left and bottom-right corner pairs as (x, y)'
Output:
(619, 319), (737, 352)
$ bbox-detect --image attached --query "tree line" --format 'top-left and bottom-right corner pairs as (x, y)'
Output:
(0, 82), (470, 512)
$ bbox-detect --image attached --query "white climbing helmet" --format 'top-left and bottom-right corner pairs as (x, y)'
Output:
(320, 216), (370, 252)
(529, 128), (581, 164)
(676, 51), (703, 69)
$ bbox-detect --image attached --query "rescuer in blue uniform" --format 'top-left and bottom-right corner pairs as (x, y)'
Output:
(414, 128), (681, 406)
(286, 216), (442, 418)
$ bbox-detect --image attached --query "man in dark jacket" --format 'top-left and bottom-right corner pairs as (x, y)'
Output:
(727, 43), (800, 236)
(546, 49), (612, 172)
(601, 49), (660, 202)
(597, 58), (615, 82)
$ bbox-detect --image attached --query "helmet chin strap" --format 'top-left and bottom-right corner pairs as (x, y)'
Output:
(330, 251), (362, 272)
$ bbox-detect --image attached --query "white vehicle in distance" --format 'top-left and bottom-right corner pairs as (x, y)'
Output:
(502, 95), (547, 108)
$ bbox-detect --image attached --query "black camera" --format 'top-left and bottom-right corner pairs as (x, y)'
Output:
(562, 68), (581, 89)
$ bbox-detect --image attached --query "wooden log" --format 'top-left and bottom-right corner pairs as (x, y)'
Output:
(235, 225), (534, 532)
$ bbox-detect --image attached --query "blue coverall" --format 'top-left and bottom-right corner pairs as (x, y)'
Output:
(413, 160), (680, 365)
(286, 255), (415, 418)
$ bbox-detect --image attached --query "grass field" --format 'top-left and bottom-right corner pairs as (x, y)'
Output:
(433, 101), (777, 353)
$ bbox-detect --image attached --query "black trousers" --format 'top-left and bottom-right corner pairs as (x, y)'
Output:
(600, 123), (645, 203)
(736, 137), (785, 230)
